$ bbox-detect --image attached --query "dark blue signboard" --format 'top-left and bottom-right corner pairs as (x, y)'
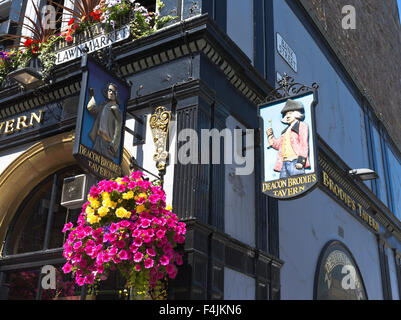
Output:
(73, 56), (130, 180)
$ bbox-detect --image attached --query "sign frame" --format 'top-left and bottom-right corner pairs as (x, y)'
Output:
(313, 240), (368, 300)
(258, 89), (319, 200)
(73, 54), (130, 180)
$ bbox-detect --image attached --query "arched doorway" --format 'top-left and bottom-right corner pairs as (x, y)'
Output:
(0, 131), (132, 299)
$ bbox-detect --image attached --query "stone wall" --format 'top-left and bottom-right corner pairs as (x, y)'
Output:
(301, 0), (401, 151)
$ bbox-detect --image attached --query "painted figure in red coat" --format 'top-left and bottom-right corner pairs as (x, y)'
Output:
(266, 99), (310, 178)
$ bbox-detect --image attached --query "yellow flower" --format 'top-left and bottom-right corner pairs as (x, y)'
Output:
(88, 196), (97, 202)
(90, 200), (100, 209)
(166, 205), (173, 211)
(115, 207), (131, 219)
(139, 193), (148, 199)
(102, 192), (110, 201)
(116, 177), (126, 185)
(122, 191), (134, 200)
(102, 199), (117, 209)
(85, 206), (94, 215)
(86, 212), (100, 224)
(98, 206), (109, 217)
(136, 204), (146, 213)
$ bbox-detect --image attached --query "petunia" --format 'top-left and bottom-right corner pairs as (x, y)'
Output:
(116, 240), (125, 249)
(134, 252), (143, 262)
(62, 263), (72, 273)
(144, 258), (154, 269)
(62, 222), (73, 233)
(156, 229), (165, 239)
(146, 248), (156, 257)
(133, 237), (143, 247)
(160, 255), (169, 266)
(73, 241), (82, 251)
(119, 250), (129, 260)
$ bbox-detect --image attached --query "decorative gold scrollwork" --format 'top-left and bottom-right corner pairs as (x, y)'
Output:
(149, 106), (171, 174)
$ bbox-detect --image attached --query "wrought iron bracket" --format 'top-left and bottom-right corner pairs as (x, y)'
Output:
(263, 73), (319, 103)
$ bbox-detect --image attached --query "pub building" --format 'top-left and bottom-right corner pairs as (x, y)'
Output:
(0, 0), (400, 301)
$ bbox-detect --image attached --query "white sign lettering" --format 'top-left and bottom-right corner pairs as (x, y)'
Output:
(55, 25), (130, 65)
(276, 33), (297, 72)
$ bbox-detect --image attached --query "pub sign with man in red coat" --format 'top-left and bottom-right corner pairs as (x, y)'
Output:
(258, 91), (318, 199)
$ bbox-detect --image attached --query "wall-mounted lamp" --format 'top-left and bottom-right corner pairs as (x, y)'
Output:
(348, 168), (379, 181)
(8, 56), (44, 89)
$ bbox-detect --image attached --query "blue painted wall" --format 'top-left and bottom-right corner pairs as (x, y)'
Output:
(273, 1), (370, 171)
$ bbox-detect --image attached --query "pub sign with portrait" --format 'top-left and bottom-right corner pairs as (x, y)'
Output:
(73, 56), (130, 180)
(258, 91), (318, 199)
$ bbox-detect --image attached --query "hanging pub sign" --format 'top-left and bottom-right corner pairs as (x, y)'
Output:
(258, 74), (319, 199)
(73, 55), (130, 180)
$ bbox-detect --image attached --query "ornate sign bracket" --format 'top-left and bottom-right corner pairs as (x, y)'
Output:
(264, 73), (319, 103)
(150, 106), (172, 178)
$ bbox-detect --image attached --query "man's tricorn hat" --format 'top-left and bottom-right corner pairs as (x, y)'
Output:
(281, 99), (304, 115)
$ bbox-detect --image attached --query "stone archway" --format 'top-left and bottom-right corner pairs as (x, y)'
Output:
(0, 131), (132, 253)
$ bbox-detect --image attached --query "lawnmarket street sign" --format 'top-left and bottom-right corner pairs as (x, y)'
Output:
(55, 24), (130, 65)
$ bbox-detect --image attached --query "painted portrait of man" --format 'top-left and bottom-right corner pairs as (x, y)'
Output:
(87, 82), (123, 158)
(266, 99), (310, 178)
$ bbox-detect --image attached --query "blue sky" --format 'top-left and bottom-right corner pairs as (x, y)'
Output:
(398, 0), (401, 22)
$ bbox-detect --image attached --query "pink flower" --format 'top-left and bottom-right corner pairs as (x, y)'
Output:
(62, 263), (72, 273)
(133, 237), (143, 247)
(148, 194), (160, 204)
(84, 273), (95, 284)
(119, 250), (129, 260)
(73, 241), (82, 251)
(129, 244), (138, 253)
(117, 184), (126, 192)
(120, 220), (131, 228)
(140, 218), (151, 228)
(109, 223), (118, 233)
(130, 171), (144, 180)
(160, 255), (169, 266)
(76, 277), (85, 286)
(134, 252), (144, 262)
(62, 222), (73, 233)
(109, 247), (118, 256)
(135, 264), (141, 271)
(143, 235), (152, 243)
(166, 264), (175, 274)
(117, 240), (125, 249)
(156, 229), (165, 239)
(146, 248), (156, 257)
(144, 258), (154, 269)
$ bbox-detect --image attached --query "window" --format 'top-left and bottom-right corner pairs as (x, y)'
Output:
(371, 124), (388, 206)
(0, 165), (132, 300)
(3, 165), (83, 255)
(386, 143), (401, 220)
(226, 0), (254, 63)
(0, 165), (85, 300)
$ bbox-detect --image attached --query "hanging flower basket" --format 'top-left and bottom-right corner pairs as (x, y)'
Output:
(61, 171), (186, 299)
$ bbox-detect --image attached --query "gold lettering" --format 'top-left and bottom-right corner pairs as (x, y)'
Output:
(16, 116), (29, 131)
(4, 120), (15, 134)
(323, 171), (329, 187)
(357, 203), (363, 217)
(29, 110), (44, 126)
(0, 122), (4, 135)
